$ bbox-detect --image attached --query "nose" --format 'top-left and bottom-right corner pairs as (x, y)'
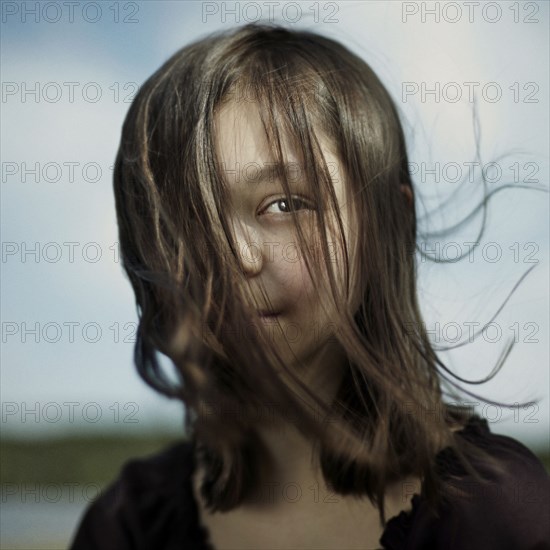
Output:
(232, 220), (263, 277)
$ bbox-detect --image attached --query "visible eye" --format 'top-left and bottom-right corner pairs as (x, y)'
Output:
(262, 196), (314, 215)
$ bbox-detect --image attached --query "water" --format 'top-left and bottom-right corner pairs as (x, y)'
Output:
(0, 497), (88, 549)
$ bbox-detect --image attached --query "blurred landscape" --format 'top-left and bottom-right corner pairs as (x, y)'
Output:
(1, 434), (183, 549)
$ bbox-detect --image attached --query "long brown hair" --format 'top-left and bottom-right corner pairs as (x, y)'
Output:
(113, 23), (531, 524)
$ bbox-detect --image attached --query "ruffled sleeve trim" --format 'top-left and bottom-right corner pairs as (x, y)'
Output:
(379, 415), (550, 549)
(379, 493), (423, 549)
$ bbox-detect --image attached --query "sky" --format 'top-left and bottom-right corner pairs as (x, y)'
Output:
(1, 1), (549, 448)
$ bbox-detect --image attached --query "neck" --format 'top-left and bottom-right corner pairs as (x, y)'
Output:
(192, 341), (349, 511)
(246, 341), (348, 506)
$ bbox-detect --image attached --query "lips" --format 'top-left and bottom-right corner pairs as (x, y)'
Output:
(258, 310), (280, 317)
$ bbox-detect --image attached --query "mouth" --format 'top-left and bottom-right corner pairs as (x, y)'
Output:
(257, 310), (281, 319)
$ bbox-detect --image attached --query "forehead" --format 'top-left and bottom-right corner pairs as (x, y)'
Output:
(213, 100), (346, 201)
(214, 100), (275, 167)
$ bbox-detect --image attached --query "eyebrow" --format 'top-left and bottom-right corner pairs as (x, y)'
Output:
(221, 161), (307, 188)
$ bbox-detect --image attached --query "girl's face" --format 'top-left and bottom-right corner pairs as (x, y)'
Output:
(214, 100), (360, 374)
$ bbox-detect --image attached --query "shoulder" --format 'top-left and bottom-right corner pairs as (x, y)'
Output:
(69, 439), (206, 550)
(382, 416), (550, 550)
(437, 418), (550, 549)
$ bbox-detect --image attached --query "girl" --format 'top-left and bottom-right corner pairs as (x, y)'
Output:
(70, 23), (549, 549)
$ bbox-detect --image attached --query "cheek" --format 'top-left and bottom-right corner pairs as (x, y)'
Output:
(272, 252), (317, 307)
(277, 256), (339, 344)
(268, 218), (352, 322)
(325, 213), (360, 312)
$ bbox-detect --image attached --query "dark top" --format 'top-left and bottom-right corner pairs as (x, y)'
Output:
(69, 416), (550, 549)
